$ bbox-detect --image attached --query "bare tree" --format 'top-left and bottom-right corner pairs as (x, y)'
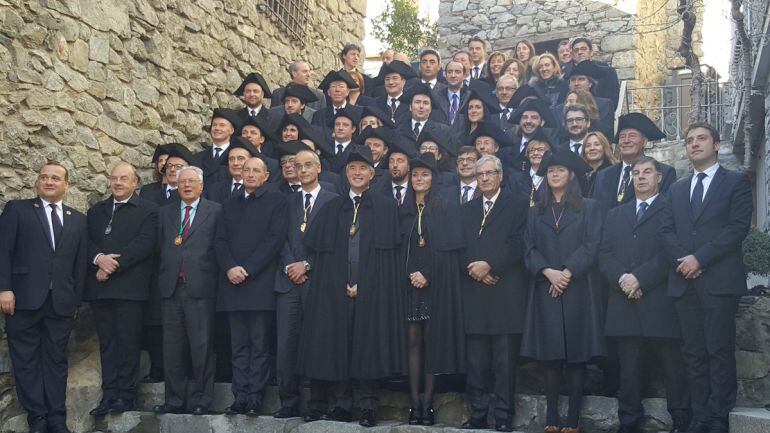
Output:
(677, 0), (706, 124)
(731, 0), (755, 169)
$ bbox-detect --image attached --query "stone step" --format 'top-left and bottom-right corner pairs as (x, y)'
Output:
(729, 407), (770, 433)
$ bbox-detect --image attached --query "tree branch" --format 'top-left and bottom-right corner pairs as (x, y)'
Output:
(731, 0), (755, 170)
(677, 0), (705, 124)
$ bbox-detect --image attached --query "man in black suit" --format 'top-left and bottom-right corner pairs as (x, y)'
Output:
(593, 113), (677, 213)
(374, 135), (416, 206)
(432, 60), (467, 126)
(270, 60), (326, 111)
(558, 104), (592, 154)
(467, 36), (488, 81)
(494, 75), (519, 130)
(660, 123), (753, 433)
(140, 143), (193, 205)
(0, 162), (88, 433)
(234, 72), (272, 122)
(152, 166), (221, 415)
(194, 108), (241, 183)
(556, 60), (615, 137)
(236, 117), (280, 175)
(274, 149), (338, 419)
(268, 83), (319, 129)
(416, 49), (447, 93)
(599, 156), (691, 433)
(271, 141), (339, 195)
(360, 60), (417, 127)
(500, 98), (558, 174)
(215, 157), (288, 416)
(86, 162), (158, 417)
(442, 146), (481, 205)
(311, 70), (363, 128)
(355, 126), (397, 186)
(325, 108), (359, 174)
(569, 38), (620, 111)
(397, 84), (458, 155)
(460, 155), (528, 432)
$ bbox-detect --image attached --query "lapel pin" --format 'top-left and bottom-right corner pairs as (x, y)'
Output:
(34, 203), (40, 208)
(66, 210), (72, 215)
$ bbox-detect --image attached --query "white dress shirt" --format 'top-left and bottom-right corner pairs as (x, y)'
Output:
(482, 188), (501, 212)
(392, 181), (408, 204)
(248, 106), (262, 117)
(690, 162), (720, 201)
(39, 197), (64, 250)
(460, 180), (477, 201)
(302, 184), (322, 208)
(530, 168), (544, 189)
(569, 139), (583, 154)
(616, 161), (633, 194)
(212, 142), (230, 158)
(635, 193), (658, 215)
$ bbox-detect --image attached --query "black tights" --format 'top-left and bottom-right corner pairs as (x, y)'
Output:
(543, 361), (586, 428)
(407, 322), (435, 408)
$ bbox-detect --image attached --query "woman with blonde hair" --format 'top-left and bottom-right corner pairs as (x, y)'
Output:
(529, 53), (563, 107)
(580, 131), (618, 198)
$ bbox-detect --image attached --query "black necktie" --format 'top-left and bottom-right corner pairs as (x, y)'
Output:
(449, 94), (459, 125)
(336, 143), (344, 155)
(619, 165), (631, 194)
(49, 203), (63, 246)
(214, 147), (223, 159)
(353, 195), (361, 206)
(413, 122), (421, 137)
(636, 201), (648, 221)
(390, 98), (397, 116)
(291, 184), (301, 193)
(572, 142), (581, 154)
(394, 186), (403, 204)
(113, 202), (124, 212)
(691, 172), (707, 213)
(304, 193), (312, 212)
(473, 66), (480, 79)
(232, 182), (242, 196)
(461, 185), (471, 204)
(485, 200), (493, 212)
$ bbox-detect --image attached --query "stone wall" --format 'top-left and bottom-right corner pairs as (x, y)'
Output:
(0, 0), (365, 211)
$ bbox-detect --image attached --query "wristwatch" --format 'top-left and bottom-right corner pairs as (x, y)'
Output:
(303, 261), (311, 272)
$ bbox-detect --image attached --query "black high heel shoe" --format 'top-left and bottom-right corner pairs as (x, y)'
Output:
(408, 406), (421, 425)
(422, 406), (435, 426)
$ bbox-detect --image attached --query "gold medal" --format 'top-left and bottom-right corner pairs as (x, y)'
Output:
(349, 225), (357, 237)
(174, 235), (183, 246)
(616, 191), (624, 203)
(300, 222), (306, 233)
(418, 236), (426, 248)
(104, 225), (112, 235)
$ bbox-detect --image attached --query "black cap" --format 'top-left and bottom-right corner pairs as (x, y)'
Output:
(506, 84), (544, 109)
(564, 60), (606, 81)
(378, 60), (418, 81)
(536, 149), (592, 177)
(151, 144), (171, 163)
(220, 136), (264, 165)
(410, 152), (438, 175)
(274, 140), (314, 160)
(346, 145), (374, 167)
(399, 83), (437, 106)
(417, 129), (453, 156)
(468, 122), (515, 148)
(237, 114), (276, 141)
(282, 83), (319, 103)
(278, 112), (313, 135)
(233, 72), (272, 98)
(616, 113), (666, 142)
(211, 108), (241, 130)
(527, 128), (554, 149)
(164, 143), (195, 165)
(355, 125), (395, 147)
(333, 106), (361, 125)
(318, 70), (359, 91)
(299, 124), (334, 158)
(360, 105), (396, 129)
(509, 98), (557, 128)
(460, 80), (503, 115)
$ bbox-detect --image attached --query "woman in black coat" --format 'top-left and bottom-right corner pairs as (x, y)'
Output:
(513, 133), (552, 207)
(581, 131), (618, 198)
(398, 153), (465, 426)
(521, 151), (606, 433)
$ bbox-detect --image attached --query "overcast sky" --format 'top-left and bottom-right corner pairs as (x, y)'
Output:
(363, 0), (732, 78)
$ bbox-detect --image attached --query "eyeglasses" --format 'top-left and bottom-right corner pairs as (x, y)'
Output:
(476, 170), (500, 179)
(165, 163), (185, 170)
(457, 157), (478, 164)
(420, 145), (439, 152)
(293, 162), (317, 171)
(497, 86), (517, 92)
(178, 178), (201, 185)
(109, 176), (133, 182)
(565, 117), (587, 124)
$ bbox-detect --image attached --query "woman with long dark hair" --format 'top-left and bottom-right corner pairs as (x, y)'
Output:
(521, 150), (606, 433)
(399, 153), (465, 426)
(457, 83), (504, 146)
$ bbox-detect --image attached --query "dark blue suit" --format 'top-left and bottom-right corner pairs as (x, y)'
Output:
(0, 198), (88, 428)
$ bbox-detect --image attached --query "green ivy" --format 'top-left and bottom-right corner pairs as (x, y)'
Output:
(743, 227), (770, 276)
(370, 0), (439, 59)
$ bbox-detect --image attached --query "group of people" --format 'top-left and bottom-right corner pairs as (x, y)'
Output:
(0, 35), (753, 433)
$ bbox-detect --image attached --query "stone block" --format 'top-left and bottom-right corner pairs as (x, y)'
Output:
(70, 39), (90, 71)
(729, 408), (770, 433)
(601, 34), (634, 53)
(89, 35), (111, 64)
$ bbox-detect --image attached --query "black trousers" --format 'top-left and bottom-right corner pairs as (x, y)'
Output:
(276, 287), (302, 410)
(92, 299), (144, 402)
(162, 281), (215, 409)
(228, 311), (272, 406)
(675, 287), (739, 424)
(465, 334), (520, 423)
(5, 293), (73, 426)
(308, 379), (379, 412)
(616, 337), (691, 426)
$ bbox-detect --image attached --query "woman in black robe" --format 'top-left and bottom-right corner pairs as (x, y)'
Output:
(513, 132), (551, 208)
(398, 154), (465, 426)
(521, 150), (606, 433)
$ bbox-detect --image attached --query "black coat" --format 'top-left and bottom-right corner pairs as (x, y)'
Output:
(298, 190), (406, 381)
(513, 170), (546, 207)
(203, 178), (244, 204)
(360, 95), (411, 127)
(139, 182), (179, 205)
(460, 190), (529, 335)
(521, 198), (606, 362)
(660, 167), (753, 297)
(397, 119), (459, 156)
(584, 160), (613, 198)
(593, 162), (677, 213)
(311, 104), (364, 128)
(215, 188), (288, 311)
(0, 198), (88, 316)
(194, 147), (229, 184)
(85, 194), (158, 301)
(432, 86), (469, 126)
(599, 196), (681, 338)
(399, 193), (465, 374)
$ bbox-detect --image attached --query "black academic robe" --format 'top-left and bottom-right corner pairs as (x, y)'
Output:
(397, 120), (459, 156)
(593, 162), (677, 213)
(298, 190), (405, 381)
(521, 199), (606, 362)
(203, 178), (243, 204)
(139, 182), (179, 206)
(585, 160), (613, 199)
(599, 195), (681, 338)
(399, 193), (465, 374)
(514, 171), (546, 207)
(194, 147), (229, 184)
(460, 190), (529, 335)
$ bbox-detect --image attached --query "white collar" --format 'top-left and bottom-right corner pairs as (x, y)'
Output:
(181, 198), (201, 209)
(473, 61), (485, 70)
(113, 195), (132, 205)
(388, 93), (403, 101)
(39, 197), (63, 209)
(529, 168), (541, 179)
(482, 188), (501, 206)
(231, 178), (243, 186)
(302, 183), (322, 199)
(213, 142), (230, 151)
(412, 118), (427, 127)
(348, 190), (365, 202)
(392, 180), (408, 189)
(422, 78), (437, 86)
(460, 180), (477, 188)
(636, 193), (658, 208)
(333, 101), (348, 110)
(695, 162), (720, 178)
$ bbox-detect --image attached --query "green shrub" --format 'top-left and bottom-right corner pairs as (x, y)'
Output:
(743, 227), (770, 276)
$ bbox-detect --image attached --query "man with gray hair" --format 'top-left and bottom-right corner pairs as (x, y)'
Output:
(153, 165), (221, 415)
(270, 60), (325, 111)
(459, 154), (529, 431)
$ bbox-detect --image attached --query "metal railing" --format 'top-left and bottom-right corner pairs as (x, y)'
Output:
(620, 79), (732, 141)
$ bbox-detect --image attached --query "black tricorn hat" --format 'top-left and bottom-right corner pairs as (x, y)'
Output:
(333, 106), (361, 125)
(151, 144), (172, 163)
(615, 112), (666, 142)
(346, 145), (374, 167)
(360, 105), (397, 129)
(468, 121), (515, 148)
(278, 112), (313, 133)
(219, 136), (264, 166)
(536, 148), (591, 177)
(318, 70), (359, 91)
(378, 60), (418, 81)
(410, 152), (438, 175)
(506, 84), (544, 109)
(417, 128), (452, 155)
(233, 72), (272, 98)
(237, 114), (276, 141)
(274, 140), (314, 160)
(299, 124), (334, 158)
(282, 83), (319, 103)
(399, 82), (437, 106)
(509, 98), (557, 128)
(164, 143), (195, 165)
(564, 60), (606, 81)
(355, 125), (395, 146)
(460, 80), (504, 115)
(211, 108), (242, 130)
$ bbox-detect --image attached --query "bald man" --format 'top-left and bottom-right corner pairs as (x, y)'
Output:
(86, 162), (159, 416)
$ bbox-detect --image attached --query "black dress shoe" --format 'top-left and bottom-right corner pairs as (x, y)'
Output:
(273, 407), (300, 418)
(191, 406), (208, 415)
(422, 406), (435, 426)
(245, 403), (261, 417)
(109, 398), (135, 414)
(707, 419), (728, 433)
(462, 417), (487, 429)
(224, 400), (248, 415)
(153, 403), (185, 414)
(359, 409), (377, 427)
(27, 417), (47, 433)
(141, 374), (164, 383)
(408, 407), (421, 425)
(328, 407), (353, 422)
(496, 420), (514, 432)
(303, 409), (324, 422)
(48, 424), (72, 433)
(90, 400), (113, 416)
